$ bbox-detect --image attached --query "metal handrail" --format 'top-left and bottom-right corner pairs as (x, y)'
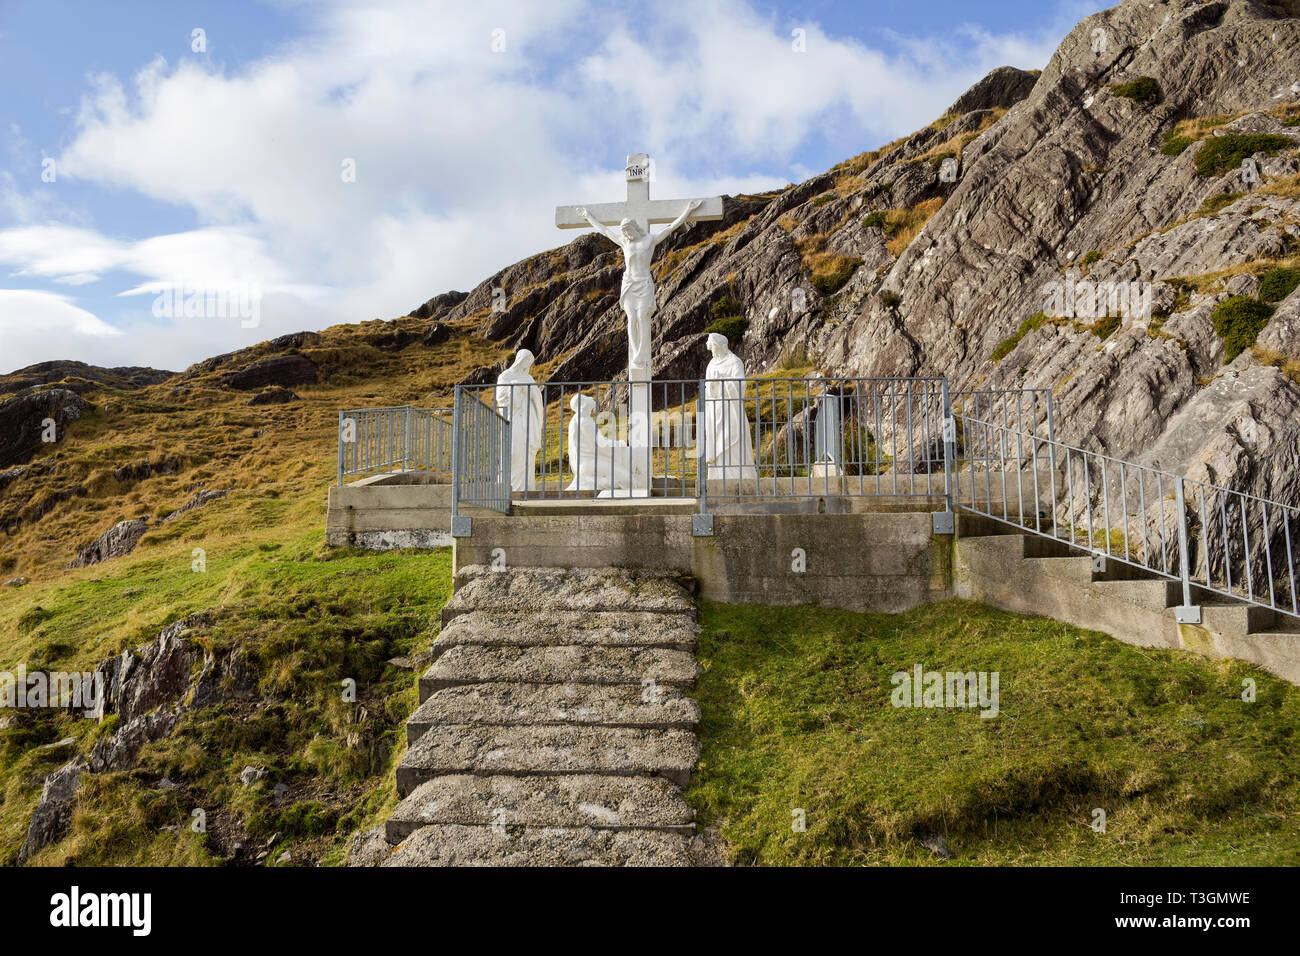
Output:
(955, 412), (1300, 621)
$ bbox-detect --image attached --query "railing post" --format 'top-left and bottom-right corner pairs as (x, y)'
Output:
(450, 387), (470, 537)
(1174, 476), (1201, 624)
(337, 410), (344, 487)
(694, 379), (713, 536)
(1046, 391), (1058, 538)
(933, 379), (955, 535)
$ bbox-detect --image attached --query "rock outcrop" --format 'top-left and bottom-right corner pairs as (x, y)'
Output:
(221, 354), (318, 390)
(15, 614), (244, 863)
(66, 517), (149, 568)
(0, 389), (88, 467)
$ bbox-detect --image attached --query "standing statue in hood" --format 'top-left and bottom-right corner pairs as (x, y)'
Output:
(701, 333), (757, 483)
(495, 349), (544, 492)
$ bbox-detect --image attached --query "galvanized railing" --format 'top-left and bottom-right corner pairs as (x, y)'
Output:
(451, 390), (511, 517)
(956, 412), (1300, 621)
(452, 376), (957, 507)
(337, 406), (453, 484)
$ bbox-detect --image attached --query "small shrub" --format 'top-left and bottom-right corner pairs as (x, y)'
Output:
(1194, 134), (1292, 177)
(862, 211), (888, 230)
(811, 193), (834, 207)
(17, 605), (54, 634)
(1211, 296), (1275, 361)
(705, 315), (750, 346)
(881, 291), (902, 311)
(710, 294), (742, 320)
(1258, 268), (1300, 303)
(1161, 133), (1193, 156)
(1111, 76), (1161, 104)
(1081, 251), (1102, 269)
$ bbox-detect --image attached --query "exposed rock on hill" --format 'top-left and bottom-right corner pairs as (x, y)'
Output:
(0, 389), (88, 468)
(0, 361), (173, 395)
(66, 517), (149, 569)
(248, 386), (299, 406)
(221, 353), (318, 390)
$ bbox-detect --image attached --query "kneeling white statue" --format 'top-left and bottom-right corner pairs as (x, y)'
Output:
(495, 349), (544, 492)
(565, 394), (633, 495)
(701, 332), (757, 482)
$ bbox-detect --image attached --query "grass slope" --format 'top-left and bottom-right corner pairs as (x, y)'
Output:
(689, 599), (1300, 866)
(0, 530), (451, 866)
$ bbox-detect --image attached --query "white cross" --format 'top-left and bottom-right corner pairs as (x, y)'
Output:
(554, 153), (724, 233)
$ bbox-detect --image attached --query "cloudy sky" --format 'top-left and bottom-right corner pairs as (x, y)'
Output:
(0, 0), (1106, 374)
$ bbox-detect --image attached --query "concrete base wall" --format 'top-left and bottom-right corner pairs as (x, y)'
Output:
(326, 474), (456, 549)
(452, 512), (949, 614)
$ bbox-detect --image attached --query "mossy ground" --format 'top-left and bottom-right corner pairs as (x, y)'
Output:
(687, 599), (1300, 866)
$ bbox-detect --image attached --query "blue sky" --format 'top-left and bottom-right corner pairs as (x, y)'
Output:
(0, 0), (1108, 372)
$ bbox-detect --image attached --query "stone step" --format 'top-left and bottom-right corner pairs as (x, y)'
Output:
(383, 823), (725, 867)
(431, 609), (699, 656)
(444, 566), (695, 622)
(1092, 578), (1179, 611)
(396, 724), (699, 795)
(385, 774), (695, 842)
(419, 645), (700, 699)
(409, 682), (700, 741)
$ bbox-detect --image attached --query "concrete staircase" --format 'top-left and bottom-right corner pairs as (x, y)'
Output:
(955, 515), (1300, 682)
(374, 565), (725, 866)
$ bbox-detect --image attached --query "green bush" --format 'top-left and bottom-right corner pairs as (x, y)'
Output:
(861, 210), (887, 230)
(1258, 268), (1300, 303)
(811, 193), (835, 206)
(705, 315), (750, 346)
(1081, 250), (1101, 268)
(881, 291), (901, 311)
(1210, 296), (1275, 361)
(1194, 134), (1292, 177)
(710, 295), (742, 320)
(1161, 133), (1193, 156)
(1111, 76), (1161, 104)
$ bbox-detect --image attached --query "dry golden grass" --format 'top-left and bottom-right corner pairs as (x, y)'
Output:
(885, 197), (944, 256)
(0, 317), (505, 583)
(1254, 347), (1300, 385)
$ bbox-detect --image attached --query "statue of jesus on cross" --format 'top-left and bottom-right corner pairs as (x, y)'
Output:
(574, 201), (700, 376)
(556, 154), (724, 384)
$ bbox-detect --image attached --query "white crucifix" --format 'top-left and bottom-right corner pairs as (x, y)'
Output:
(555, 153), (724, 494)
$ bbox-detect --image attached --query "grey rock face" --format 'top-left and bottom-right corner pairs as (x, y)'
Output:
(16, 756), (87, 863)
(0, 388), (88, 468)
(247, 386), (299, 406)
(160, 488), (228, 523)
(946, 65), (1040, 115)
(66, 517), (149, 568)
(221, 354), (318, 390)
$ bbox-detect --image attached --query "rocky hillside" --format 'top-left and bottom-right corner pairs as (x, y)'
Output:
(411, 0), (1300, 510)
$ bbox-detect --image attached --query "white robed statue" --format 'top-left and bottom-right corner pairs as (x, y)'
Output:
(701, 332), (757, 482)
(565, 394), (633, 495)
(495, 349), (544, 492)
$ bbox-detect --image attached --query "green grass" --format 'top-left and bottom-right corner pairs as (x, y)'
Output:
(1210, 296), (1275, 361)
(1110, 76), (1161, 105)
(1194, 134), (1293, 177)
(0, 532), (451, 866)
(1161, 133), (1193, 157)
(687, 599), (1300, 866)
(990, 312), (1052, 363)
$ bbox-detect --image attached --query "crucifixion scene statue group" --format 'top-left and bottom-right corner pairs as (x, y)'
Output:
(492, 152), (762, 495)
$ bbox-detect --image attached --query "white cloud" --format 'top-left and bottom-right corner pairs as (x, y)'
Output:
(1, 0), (1072, 372)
